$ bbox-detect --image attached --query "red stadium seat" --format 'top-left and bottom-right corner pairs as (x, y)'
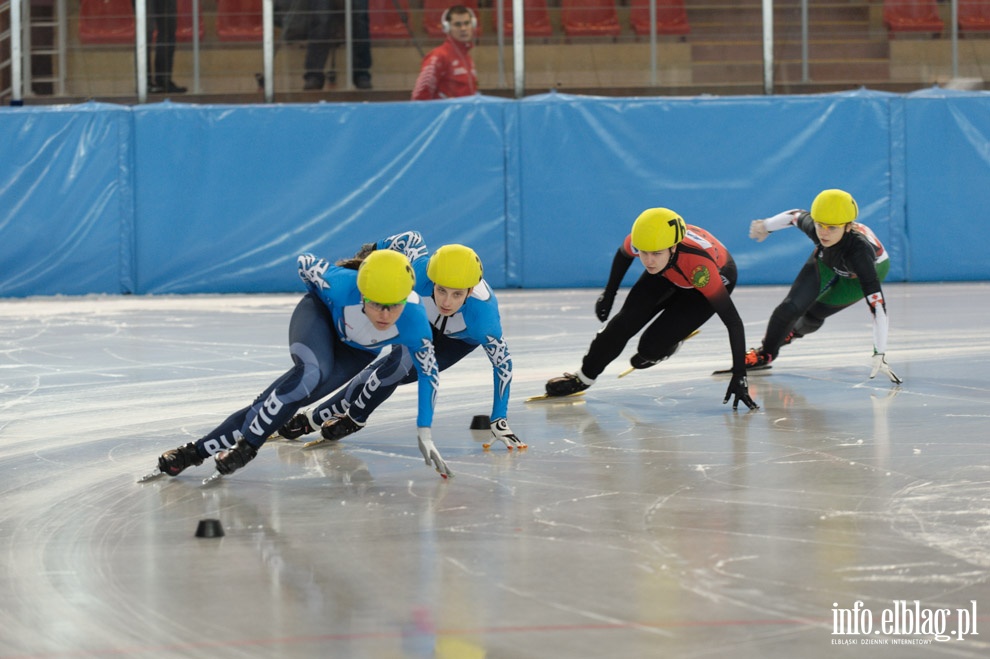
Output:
(882, 0), (945, 33)
(176, 0), (206, 42)
(629, 0), (690, 36)
(959, 0), (990, 31)
(501, 0), (554, 38)
(370, 0), (414, 39)
(79, 0), (206, 45)
(422, 0), (481, 39)
(79, 0), (135, 45)
(216, 0), (264, 42)
(561, 0), (621, 37)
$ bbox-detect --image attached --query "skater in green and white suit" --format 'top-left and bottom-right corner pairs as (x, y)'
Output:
(745, 188), (901, 384)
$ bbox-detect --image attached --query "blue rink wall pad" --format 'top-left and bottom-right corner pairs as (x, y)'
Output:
(1, 89), (988, 297)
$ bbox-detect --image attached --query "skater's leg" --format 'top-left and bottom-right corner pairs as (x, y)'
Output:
(792, 301), (845, 338)
(195, 294), (340, 455)
(310, 345), (416, 426)
(309, 332), (476, 425)
(547, 275), (671, 396)
(760, 257), (825, 359)
(580, 274), (673, 379)
(634, 289), (712, 366)
(156, 294), (348, 477)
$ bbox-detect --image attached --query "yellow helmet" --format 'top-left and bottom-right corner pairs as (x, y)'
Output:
(631, 208), (687, 252)
(810, 189), (858, 226)
(357, 249), (415, 305)
(427, 244), (484, 289)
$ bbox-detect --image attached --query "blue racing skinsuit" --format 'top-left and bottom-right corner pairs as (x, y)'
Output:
(193, 252), (438, 458)
(304, 231), (513, 429)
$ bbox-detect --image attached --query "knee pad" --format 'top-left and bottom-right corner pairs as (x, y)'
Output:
(375, 347), (415, 387)
(288, 342), (327, 399)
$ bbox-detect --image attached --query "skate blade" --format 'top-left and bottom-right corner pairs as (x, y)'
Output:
(525, 391), (586, 403)
(302, 437), (337, 450)
(201, 471), (224, 486)
(136, 468), (164, 483)
(712, 365), (773, 375)
(266, 433), (299, 443)
(617, 366), (635, 379)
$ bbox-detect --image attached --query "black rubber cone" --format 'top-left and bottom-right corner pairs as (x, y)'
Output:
(195, 519), (225, 538)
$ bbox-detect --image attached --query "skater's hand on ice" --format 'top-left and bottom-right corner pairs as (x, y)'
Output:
(595, 289), (616, 322)
(485, 418), (527, 450)
(723, 373), (759, 410)
(749, 219), (770, 242)
(417, 428), (452, 479)
(870, 353), (902, 384)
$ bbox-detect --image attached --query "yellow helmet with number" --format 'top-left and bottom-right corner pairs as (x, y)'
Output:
(427, 244), (484, 289)
(810, 189), (858, 226)
(357, 249), (415, 305)
(631, 208), (687, 252)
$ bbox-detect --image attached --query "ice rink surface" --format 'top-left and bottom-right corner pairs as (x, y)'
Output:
(1, 283), (989, 658)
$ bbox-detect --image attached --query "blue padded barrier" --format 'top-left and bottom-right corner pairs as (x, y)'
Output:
(901, 88), (990, 281)
(515, 90), (901, 288)
(131, 98), (510, 293)
(0, 102), (134, 296)
(2, 90), (990, 297)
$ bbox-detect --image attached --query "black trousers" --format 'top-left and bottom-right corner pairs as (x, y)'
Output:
(581, 263), (737, 380)
(303, 0), (372, 79)
(132, 0), (178, 84)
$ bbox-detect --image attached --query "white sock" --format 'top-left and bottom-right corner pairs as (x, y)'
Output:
(576, 369), (595, 385)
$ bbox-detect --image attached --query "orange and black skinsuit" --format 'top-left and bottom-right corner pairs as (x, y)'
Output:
(584, 225), (749, 380)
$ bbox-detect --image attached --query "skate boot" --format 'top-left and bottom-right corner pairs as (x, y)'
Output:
(744, 348), (773, 369)
(277, 413), (315, 440)
(214, 438), (258, 476)
(545, 372), (592, 397)
(158, 442), (204, 477)
(321, 414), (364, 441)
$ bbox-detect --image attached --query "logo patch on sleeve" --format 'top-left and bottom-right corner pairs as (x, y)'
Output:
(691, 265), (711, 288)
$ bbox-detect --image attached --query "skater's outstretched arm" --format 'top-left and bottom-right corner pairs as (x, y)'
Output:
(595, 240), (636, 321)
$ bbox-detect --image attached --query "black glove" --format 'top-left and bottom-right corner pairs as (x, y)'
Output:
(630, 353), (660, 370)
(595, 289), (616, 322)
(723, 373), (759, 410)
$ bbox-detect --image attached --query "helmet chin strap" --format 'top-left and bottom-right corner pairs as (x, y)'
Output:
(659, 245), (679, 274)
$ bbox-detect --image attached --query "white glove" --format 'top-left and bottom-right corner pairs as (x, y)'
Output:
(749, 219), (770, 242)
(870, 353), (902, 384)
(485, 418), (527, 450)
(297, 253), (330, 291)
(417, 428), (452, 479)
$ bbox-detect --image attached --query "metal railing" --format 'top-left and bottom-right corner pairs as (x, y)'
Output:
(4, 0), (987, 105)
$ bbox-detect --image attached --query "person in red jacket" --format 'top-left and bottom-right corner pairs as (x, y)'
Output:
(544, 207), (759, 410)
(412, 5), (478, 100)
